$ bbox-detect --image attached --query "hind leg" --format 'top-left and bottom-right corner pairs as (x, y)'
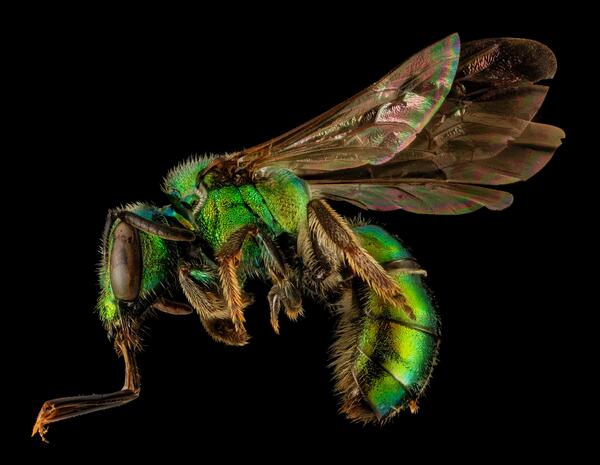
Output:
(305, 199), (415, 317)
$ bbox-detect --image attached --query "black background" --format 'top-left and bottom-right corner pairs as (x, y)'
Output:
(19, 11), (584, 457)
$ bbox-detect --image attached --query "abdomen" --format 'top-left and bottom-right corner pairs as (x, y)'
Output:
(332, 225), (440, 422)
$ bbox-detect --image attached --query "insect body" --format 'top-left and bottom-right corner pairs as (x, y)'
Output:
(33, 34), (564, 439)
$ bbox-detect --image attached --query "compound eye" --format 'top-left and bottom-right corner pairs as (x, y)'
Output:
(110, 222), (142, 301)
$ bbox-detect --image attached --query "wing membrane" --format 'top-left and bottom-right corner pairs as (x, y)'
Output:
(305, 38), (564, 213)
(443, 122), (564, 185)
(233, 36), (563, 215)
(311, 183), (513, 214)
(238, 34), (460, 172)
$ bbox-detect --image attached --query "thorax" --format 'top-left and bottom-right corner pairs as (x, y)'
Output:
(196, 168), (310, 252)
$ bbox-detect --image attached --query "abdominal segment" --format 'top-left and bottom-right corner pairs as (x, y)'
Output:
(332, 225), (440, 422)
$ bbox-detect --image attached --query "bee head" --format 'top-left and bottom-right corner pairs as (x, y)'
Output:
(98, 204), (179, 331)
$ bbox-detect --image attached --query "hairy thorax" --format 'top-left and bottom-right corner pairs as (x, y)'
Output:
(196, 166), (311, 253)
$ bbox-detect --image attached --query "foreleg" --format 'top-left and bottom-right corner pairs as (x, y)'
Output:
(178, 262), (250, 346)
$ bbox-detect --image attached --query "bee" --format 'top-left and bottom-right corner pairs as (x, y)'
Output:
(33, 33), (564, 440)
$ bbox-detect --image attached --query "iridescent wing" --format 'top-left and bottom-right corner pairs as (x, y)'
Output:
(236, 33), (461, 172)
(237, 36), (564, 215)
(306, 38), (564, 214)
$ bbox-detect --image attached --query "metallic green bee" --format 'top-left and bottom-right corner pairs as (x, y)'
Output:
(33, 34), (564, 440)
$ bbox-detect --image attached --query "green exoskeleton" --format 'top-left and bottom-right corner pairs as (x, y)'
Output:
(33, 34), (564, 439)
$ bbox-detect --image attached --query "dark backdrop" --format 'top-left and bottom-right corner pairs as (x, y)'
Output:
(21, 17), (582, 457)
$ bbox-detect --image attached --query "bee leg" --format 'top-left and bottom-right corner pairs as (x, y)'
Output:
(254, 231), (302, 334)
(178, 262), (250, 346)
(384, 258), (427, 276)
(32, 339), (140, 442)
(215, 225), (260, 333)
(266, 281), (302, 334)
(152, 297), (193, 315)
(267, 289), (283, 334)
(298, 218), (343, 298)
(307, 199), (413, 318)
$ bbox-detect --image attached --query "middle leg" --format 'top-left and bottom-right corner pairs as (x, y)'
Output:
(255, 231), (302, 334)
(217, 225), (303, 334)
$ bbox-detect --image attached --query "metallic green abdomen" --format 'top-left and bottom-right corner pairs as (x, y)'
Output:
(352, 225), (439, 418)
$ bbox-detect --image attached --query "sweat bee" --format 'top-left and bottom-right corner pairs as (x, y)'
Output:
(33, 33), (564, 440)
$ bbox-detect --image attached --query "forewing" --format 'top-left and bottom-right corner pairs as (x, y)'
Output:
(237, 34), (461, 172)
(308, 38), (564, 214)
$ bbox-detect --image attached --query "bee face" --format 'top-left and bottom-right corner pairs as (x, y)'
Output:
(98, 204), (177, 325)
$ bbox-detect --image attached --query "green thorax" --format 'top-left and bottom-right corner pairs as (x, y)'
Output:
(197, 168), (310, 252)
